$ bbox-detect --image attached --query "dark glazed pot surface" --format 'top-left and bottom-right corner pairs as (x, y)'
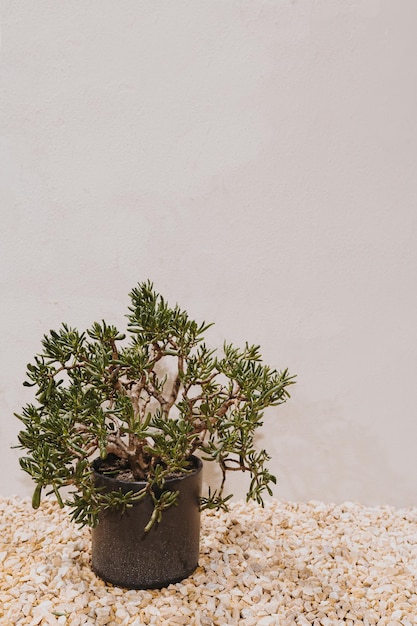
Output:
(91, 455), (203, 589)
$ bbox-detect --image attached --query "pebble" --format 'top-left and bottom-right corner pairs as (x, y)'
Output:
(1, 497), (417, 624)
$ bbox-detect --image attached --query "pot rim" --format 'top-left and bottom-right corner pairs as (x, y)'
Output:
(91, 453), (203, 489)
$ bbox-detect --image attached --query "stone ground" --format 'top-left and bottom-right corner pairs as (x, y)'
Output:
(1, 497), (417, 625)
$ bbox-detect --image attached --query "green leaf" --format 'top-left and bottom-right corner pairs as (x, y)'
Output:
(32, 483), (42, 509)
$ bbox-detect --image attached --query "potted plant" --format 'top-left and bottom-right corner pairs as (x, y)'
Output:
(15, 281), (295, 589)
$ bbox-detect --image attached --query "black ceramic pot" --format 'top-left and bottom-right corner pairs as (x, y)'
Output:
(91, 455), (203, 589)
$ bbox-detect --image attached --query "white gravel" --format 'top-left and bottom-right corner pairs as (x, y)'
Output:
(1, 496), (417, 625)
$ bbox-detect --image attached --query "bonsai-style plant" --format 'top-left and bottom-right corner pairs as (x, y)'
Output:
(16, 281), (295, 561)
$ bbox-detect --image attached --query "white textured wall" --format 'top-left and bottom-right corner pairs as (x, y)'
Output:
(1, 1), (417, 507)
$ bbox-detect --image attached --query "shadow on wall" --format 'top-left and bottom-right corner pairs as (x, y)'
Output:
(268, 400), (397, 507)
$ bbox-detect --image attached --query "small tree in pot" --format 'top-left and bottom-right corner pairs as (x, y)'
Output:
(15, 281), (295, 588)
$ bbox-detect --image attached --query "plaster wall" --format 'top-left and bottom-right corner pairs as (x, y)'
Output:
(1, 0), (417, 507)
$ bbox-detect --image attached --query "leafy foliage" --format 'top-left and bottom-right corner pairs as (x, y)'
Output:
(15, 281), (295, 530)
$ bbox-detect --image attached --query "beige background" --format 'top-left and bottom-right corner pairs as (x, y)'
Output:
(1, 0), (416, 507)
